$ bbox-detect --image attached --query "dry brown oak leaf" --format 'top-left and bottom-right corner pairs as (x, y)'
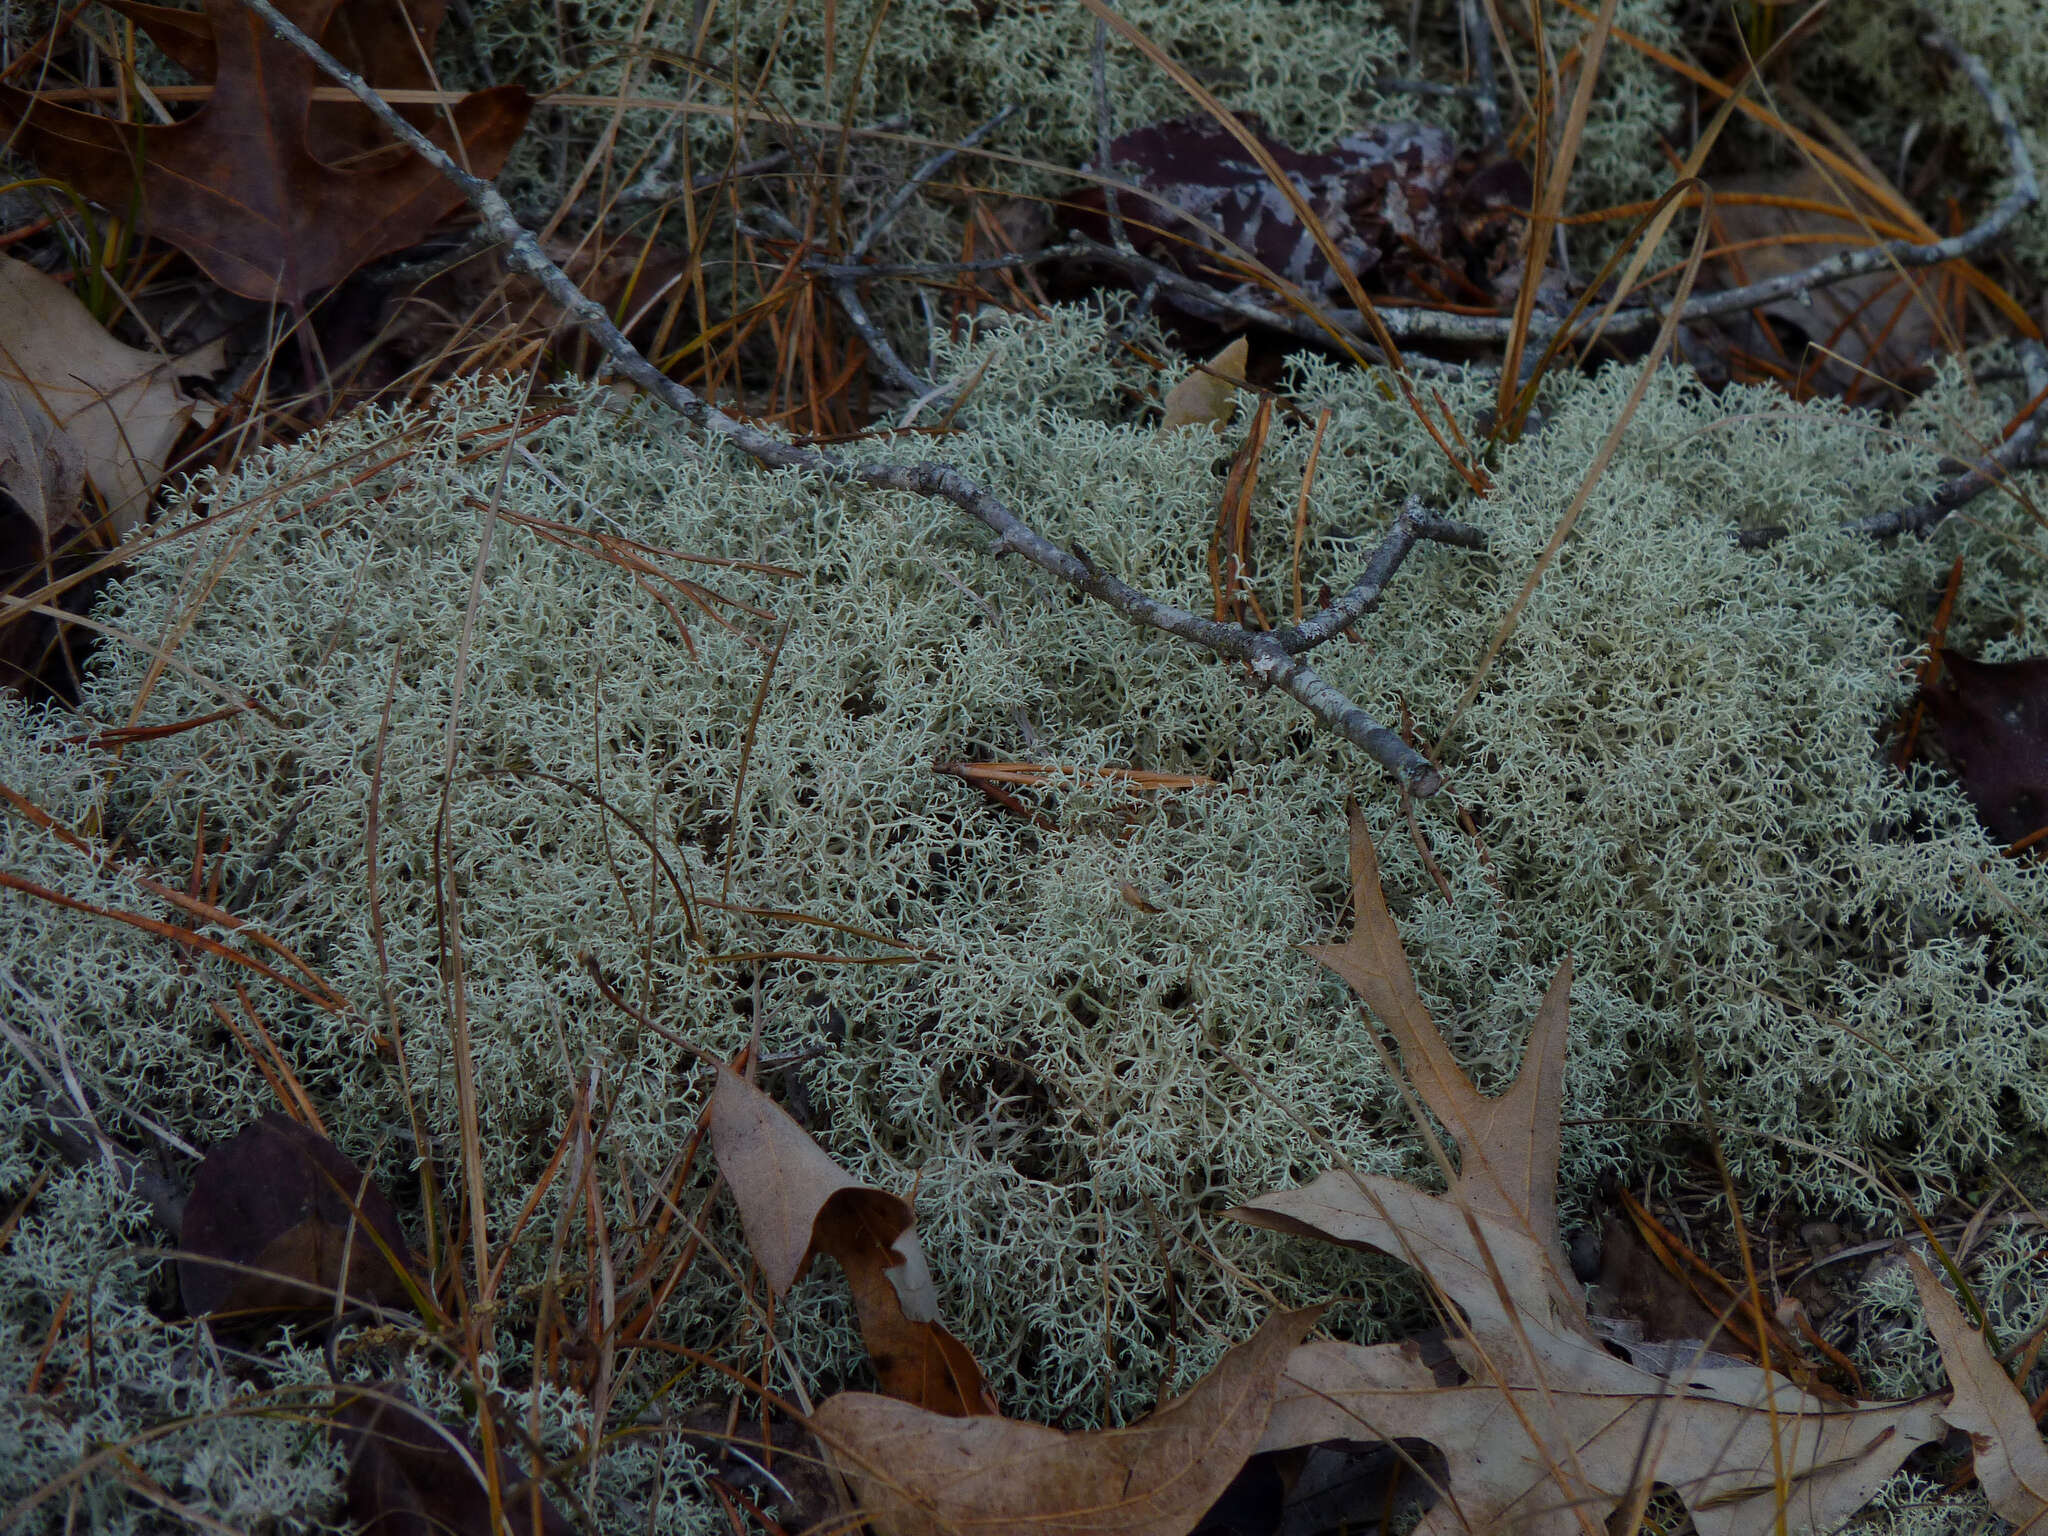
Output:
(707, 1065), (995, 1417)
(1908, 1252), (2048, 1529)
(813, 1307), (1322, 1536)
(0, 0), (529, 303)
(0, 255), (222, 540)
(1231, 803), (1946, 1536)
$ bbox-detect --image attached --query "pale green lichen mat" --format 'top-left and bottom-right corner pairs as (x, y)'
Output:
(4, 303), (2047, 1529)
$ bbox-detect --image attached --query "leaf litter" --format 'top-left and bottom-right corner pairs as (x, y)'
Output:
(1913, 651), (2048, 851)
(1909, 1254), (2048, 1530)
(1232, 804), (1949, 1536)
(709, 1064), (995, 1416)
(178, 1110), (417, 1324)
(714, 805), (2048, 1536)
(0, 0), (530, 304)
(179, 1112), (577, 1535)
(332, 1383), (576, 1536)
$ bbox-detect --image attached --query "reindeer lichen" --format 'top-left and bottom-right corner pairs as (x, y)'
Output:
(4, 303), (2047, 1526)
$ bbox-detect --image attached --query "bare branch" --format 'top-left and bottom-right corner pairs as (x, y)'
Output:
(1740, 338), (2048, 548)
(1067, 31), (2033, 359)
(1279, 498), (1488, 655)
(850, 105), (1017, 261)
(1850, 340), (2048, 538)
(225, 0), (1460, 794)
(1461, 0), (1504, 149)
(831, 271), (937, 398)
(1091, 11), (1132, 254)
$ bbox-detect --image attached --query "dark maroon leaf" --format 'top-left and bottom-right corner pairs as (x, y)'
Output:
(333, 1384), (575, 1536)
(1919, 652), (2048, 847)
(1067, 116), (1524, 307)
(179, 1112), (415, 1322)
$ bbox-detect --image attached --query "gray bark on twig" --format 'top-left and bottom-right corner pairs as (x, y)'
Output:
(222, 0), (1464, 794)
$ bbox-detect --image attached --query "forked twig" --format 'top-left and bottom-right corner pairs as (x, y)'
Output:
(221, 0), (1473, 795)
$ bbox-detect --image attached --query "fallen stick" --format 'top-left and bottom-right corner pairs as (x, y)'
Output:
(223, 0), (1474, 795)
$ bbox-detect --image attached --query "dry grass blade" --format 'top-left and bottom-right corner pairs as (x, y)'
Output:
(813, 1306), (1321, 1536)
(1209, 396), (1273, 627)
(1440, 179), (1714, 747)
(1495, 0), (1620, 433)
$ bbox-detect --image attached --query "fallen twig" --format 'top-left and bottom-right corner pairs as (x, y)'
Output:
(1848, 337), (2048, 538)
(1331, 34), (2034, 348)
(1277, 498), (1487, 654)
(831, 107), (1023, 404)
(228, 0), (1467, 794)
(1739, 337), (2048, 546)
(850, 106), (1016, 263)
(874, 32), (2033, 369)
(1460, 0), (1505, 149)
(1091, 12), (1133, 256)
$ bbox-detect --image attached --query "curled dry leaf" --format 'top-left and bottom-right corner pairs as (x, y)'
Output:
(0, 0), (530, 304)
(814, 1306), (1322, 1536)
(708, 1065), (993, 1415)
(1159, 337), (1250, 433)
(0, 380), (85, 549)
(178, 1111), (416, 1324)
(1908, 1252), (2048, 1528)
(0, 257), (223, 538)
(1230, 804), (1943, 1536)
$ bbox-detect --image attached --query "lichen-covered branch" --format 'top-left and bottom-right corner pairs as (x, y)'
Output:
(230, 0), (1455, 794)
